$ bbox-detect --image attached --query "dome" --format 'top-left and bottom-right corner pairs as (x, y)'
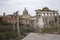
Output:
(23, 8), (28, 13)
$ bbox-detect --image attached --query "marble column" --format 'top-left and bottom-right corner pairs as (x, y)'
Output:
(47, 13), (49, 27)
(36, 12), (39, 22)
(3, 12), (5, 16)
(53, 13), (55, 16)
(53, 13), (56, 27)
(50, 13), (52, 25)
(13, 14), (15, 31)
(57, 13), (59, 27)
(50, 13), (52, 16)
(43, 13), (46, 28)
(16, 11), (21, 40)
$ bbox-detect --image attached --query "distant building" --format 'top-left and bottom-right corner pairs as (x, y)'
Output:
(35, 7), (59, 27)
(2, 7), (60, 28)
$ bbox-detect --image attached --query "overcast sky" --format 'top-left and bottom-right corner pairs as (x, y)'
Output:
(0, 0), (60, 16)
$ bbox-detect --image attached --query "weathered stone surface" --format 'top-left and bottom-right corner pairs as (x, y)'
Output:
(22, 33), (60, 40)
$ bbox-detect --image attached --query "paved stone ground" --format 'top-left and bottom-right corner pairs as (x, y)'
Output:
(22, 33), (60, 40)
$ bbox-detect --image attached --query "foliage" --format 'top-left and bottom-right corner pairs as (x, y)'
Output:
(0, 31), (18, 40)
(0, 22), (18, 40)
(0, 23), (35, 40)
(20, 27), (35, 37)
(41, 27), (59, 34)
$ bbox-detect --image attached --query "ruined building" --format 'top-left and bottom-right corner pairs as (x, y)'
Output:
(2, 7), (60, 28)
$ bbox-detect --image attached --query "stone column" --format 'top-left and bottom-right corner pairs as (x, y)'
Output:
(50, 13), (52, 16)
(3, 12), (6, 21)
(36, 12), (39, 22)
(43, 13), (46, 28)
(57, 13), (59, 27)
(13, 14), (16, 31)
(53, 13), (56, 27)
(16, 11), (21, 40)
(50, 13), (52, 26)
(47, 13), (49, 27)
(34, 20), (37, 29)
(3, 12), (5, 16)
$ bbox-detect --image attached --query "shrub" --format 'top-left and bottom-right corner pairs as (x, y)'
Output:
(41, 27), (58, 34)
